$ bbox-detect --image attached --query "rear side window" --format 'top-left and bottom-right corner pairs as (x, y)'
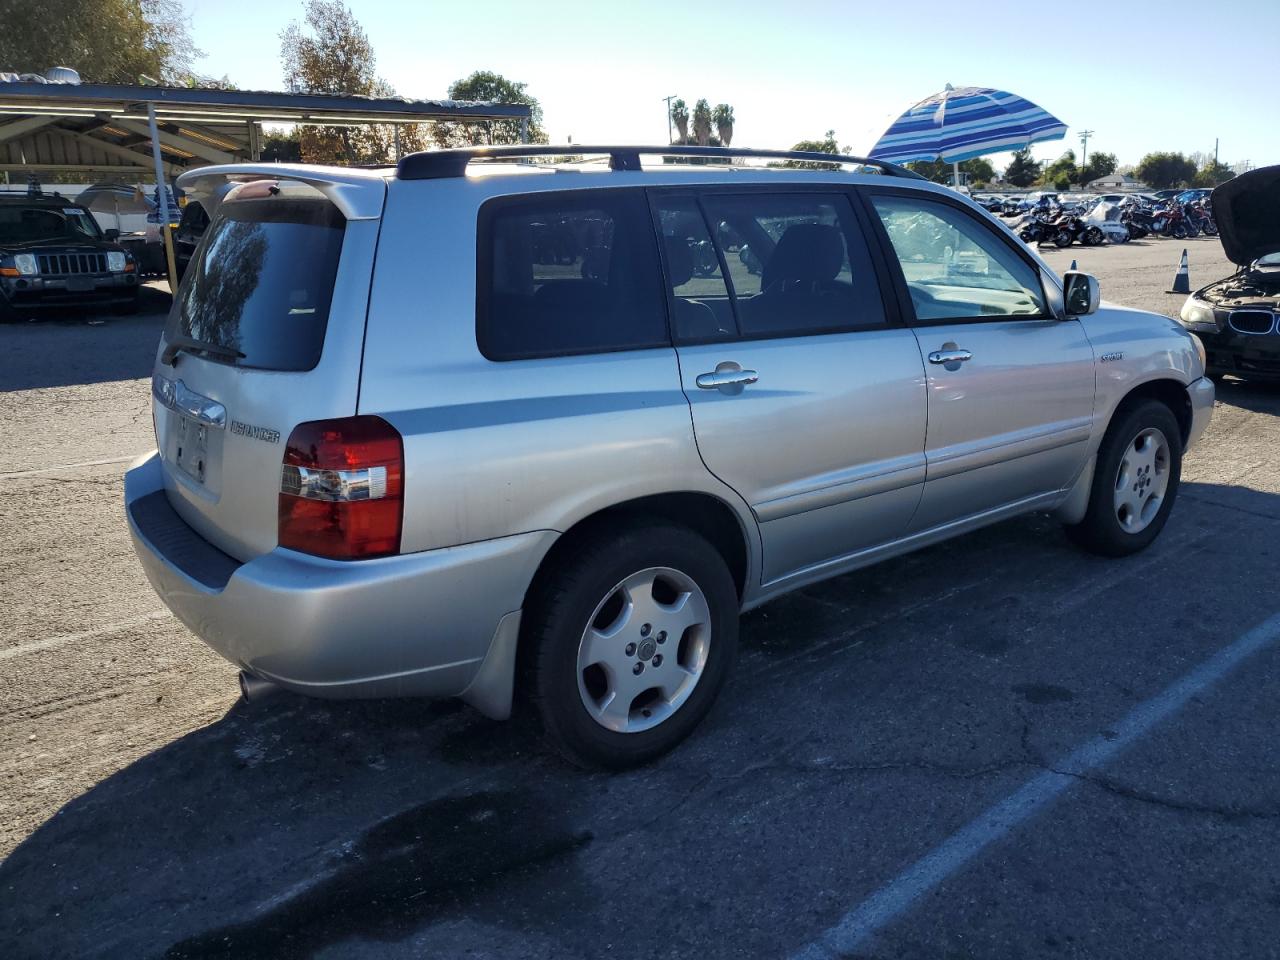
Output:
(169, 196), (345, 371)
(477, 190), (668, 360)
(658, 193), (887, 341)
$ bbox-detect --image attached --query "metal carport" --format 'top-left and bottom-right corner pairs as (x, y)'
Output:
(0, 82), (532, 176)
(0, 82), (532, 285)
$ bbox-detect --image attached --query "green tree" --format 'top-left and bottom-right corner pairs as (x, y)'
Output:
(433, 70), (547, 147)
(1039, 149), (1077, 187)
(670, 99), (689, 142)
(1194, 159), (1235, 188)
(0, 0), (198, 84)
(259, 129), (302, 163)
(1078, 150), (1118, 185)
(1003, 148), (1041, 187)
(712, 104), (735, 147)
(692, 99), (713, 147)
(780, 130), (850, 168)
(906, 157), (995, 187)
(1135, 151), (1197, 189)
(280, 1), (427, 164)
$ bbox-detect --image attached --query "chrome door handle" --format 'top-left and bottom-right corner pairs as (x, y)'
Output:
(696, 369), (759, 389)
(927, 349), (973, 365)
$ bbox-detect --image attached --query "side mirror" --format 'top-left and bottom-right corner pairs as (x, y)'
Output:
(1063, 271), (1100, 316)
(104, 228), (120, 241)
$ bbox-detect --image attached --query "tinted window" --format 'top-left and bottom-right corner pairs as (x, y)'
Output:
(870, 195), (1046, 320)
(168, 196), (345, 371)
(0, 204), (101, 243)
(478, 191), (667, 360)
(696, 193), (886, 339)
(655, 198), (735, 342)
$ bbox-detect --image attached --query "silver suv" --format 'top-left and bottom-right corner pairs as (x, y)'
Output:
(125, 145), (1215, 768)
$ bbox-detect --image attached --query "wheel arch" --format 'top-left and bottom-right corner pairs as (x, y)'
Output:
(522, 491), (754, 613)
(1109, 377), (1193, 447)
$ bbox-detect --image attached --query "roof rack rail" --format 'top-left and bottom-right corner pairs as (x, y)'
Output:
(395, 145), (926, 181)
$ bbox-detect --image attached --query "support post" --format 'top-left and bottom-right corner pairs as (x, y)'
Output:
(147, 102), (179, 293)
(520, 116), (529, 145)
(247, 119), (261, 161)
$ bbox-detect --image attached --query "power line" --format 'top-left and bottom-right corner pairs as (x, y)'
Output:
(1078, 129), (1095, 168)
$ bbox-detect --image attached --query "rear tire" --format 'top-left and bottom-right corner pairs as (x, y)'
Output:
(523, 522), (739, 769)
(1054, 229), (1074, 247)
(1065, 400), (1182, 557)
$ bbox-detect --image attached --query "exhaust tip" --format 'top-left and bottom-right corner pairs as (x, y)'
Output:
(238, 671), (281, 703)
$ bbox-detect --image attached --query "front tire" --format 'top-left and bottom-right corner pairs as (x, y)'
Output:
(1065, 399), (1183, 557)
(524, 523), (739, 769)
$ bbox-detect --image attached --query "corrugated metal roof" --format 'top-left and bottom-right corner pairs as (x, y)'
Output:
(0, 82), (531, 176)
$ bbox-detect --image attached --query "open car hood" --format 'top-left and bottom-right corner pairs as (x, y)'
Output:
(1213, 164), (1280, 267)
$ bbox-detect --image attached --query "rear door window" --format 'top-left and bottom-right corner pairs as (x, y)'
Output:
(477, 190), (668, 360)
(669, 192), (886, 339)
(168, 194), (345, 371)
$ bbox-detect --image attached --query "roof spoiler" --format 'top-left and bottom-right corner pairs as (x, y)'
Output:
(396, 145), (927, 181)
(175, 163), (387, 220)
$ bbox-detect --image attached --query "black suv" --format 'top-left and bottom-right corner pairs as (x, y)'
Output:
(0, 194), (140, 320)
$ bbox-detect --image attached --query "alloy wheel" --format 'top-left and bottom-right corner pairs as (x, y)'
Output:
(1113, 427), (1171, 534)
(576, 566), (711, 734)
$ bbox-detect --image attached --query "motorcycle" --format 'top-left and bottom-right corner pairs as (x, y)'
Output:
(1150, 201), (1190, 240)
(1187, 199), (1217, 237)
(1121, 206), (1153, 240)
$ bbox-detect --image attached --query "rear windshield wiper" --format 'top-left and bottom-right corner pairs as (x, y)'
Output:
(161, 335), (246, 367)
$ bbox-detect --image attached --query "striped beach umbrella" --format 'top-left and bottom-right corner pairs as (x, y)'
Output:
(870, 84), (1067, 184)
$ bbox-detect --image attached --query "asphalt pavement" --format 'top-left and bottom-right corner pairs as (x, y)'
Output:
(3, 241), (1279, 960)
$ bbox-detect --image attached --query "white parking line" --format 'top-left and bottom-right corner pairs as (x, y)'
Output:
(0, 454), (140, 480)
(0, 610), (170, 662)
(791, 610), (1280, 960)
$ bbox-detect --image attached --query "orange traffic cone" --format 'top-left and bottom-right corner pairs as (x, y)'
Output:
(1167, 249), (1190, 294)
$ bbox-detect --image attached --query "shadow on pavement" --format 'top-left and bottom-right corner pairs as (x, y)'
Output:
(1, 479), (1277, 959)
(0, 284), (170, 391)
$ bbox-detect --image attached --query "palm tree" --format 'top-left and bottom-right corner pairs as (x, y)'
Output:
(713, 104), (734, 147)
(670, 99), (689, 143)
(692, 99), (712, 147)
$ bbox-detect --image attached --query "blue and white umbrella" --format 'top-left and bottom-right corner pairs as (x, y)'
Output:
(870, 84), (1067, 183)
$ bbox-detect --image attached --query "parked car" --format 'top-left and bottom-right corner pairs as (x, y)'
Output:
(1178, 165), (1280, 380)
(173, 199), (210, 280)
(0, 193), (140, 319)
(125, 146), (1215, 768)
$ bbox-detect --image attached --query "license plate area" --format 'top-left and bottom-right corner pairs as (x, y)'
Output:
(66, 277), (94, 292)
(175, 414), (210, 485)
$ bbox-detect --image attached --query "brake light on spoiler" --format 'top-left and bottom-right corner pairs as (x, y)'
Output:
(278, 416), (403, 560)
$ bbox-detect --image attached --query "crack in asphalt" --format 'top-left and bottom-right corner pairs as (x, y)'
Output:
(1048, 767), (1280, 823)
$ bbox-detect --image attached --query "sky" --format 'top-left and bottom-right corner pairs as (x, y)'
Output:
(178, 0), (1279, 175)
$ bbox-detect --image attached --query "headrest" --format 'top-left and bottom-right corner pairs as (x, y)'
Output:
(664, 238), (694, 287)
(762, 223), (844, 289)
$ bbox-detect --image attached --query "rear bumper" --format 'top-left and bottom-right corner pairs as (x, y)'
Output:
(124, 452), (553, 714)
(1186, 375), (1215, 450)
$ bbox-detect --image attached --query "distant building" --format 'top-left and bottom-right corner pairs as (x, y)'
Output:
(1087, 173), (1148, 193)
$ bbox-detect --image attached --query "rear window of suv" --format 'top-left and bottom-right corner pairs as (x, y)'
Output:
(477, 190), (668, 361)
(168, 195), (345, 371)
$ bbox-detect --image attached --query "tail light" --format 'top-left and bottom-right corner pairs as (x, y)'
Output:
(278, 416), (403, 560)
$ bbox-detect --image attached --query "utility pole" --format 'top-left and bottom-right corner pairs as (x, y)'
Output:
(1214, 138), (1219, 166)
(662, 94), (678, 145)
(1078, 129), (1094, 168)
